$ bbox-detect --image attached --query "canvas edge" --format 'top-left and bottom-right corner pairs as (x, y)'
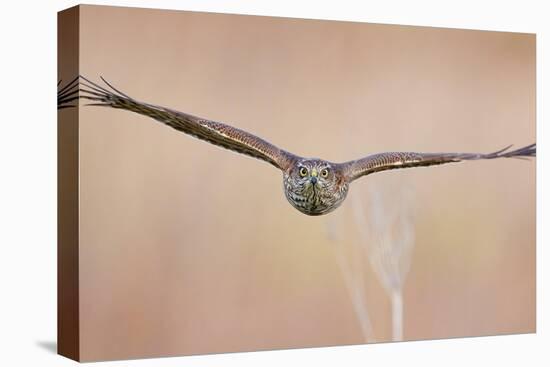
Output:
(57, 4), (80, 362)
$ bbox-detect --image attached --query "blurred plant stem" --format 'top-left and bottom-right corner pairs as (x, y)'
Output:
(352, 181), (415, 343)
(326, 179), (415, 343)
(391, 289), (403, 341)
(326, 217), (375, 343)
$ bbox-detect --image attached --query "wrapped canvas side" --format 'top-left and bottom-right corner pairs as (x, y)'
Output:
(57, 6), (80, 362)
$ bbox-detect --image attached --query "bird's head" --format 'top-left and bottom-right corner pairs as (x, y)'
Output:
(283, 159), (349, 216)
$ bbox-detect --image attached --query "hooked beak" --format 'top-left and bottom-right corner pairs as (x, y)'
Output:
(310, 168), (318, 185)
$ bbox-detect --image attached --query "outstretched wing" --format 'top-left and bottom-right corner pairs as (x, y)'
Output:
(343, 144), (536, 182)
(79, 76), (297, 171)
(57, 77), (79, 110)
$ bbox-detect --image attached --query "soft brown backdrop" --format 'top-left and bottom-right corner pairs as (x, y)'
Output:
(77, 5), (535, 361)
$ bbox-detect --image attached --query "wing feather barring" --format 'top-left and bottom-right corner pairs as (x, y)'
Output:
(79, 76), (536, 216)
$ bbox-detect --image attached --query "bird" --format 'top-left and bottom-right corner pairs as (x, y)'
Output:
(79, 76), (536, 216)
(57, 77), (79, 110)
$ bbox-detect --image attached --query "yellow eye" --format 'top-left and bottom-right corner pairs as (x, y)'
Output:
(299, 167), (308, 177)
(321, 168), (329, 178)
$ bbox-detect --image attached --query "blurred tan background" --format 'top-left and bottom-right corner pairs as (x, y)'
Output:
(76, 5), (535, 361)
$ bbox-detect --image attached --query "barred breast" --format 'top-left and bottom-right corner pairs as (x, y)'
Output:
(283, 175), (349, 216)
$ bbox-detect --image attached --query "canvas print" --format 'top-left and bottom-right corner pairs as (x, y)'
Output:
(58, 5), (536, 362)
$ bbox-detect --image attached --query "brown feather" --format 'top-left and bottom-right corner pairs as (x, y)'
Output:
(79, 76), (297, 171)
(343, 144), (536, 182)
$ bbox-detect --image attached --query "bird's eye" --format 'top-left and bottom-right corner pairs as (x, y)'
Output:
(321, 168), (329, 178)
(299, 167), (308, 177)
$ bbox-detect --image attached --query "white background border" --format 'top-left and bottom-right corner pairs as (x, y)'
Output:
(0, 0), (546, 365)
